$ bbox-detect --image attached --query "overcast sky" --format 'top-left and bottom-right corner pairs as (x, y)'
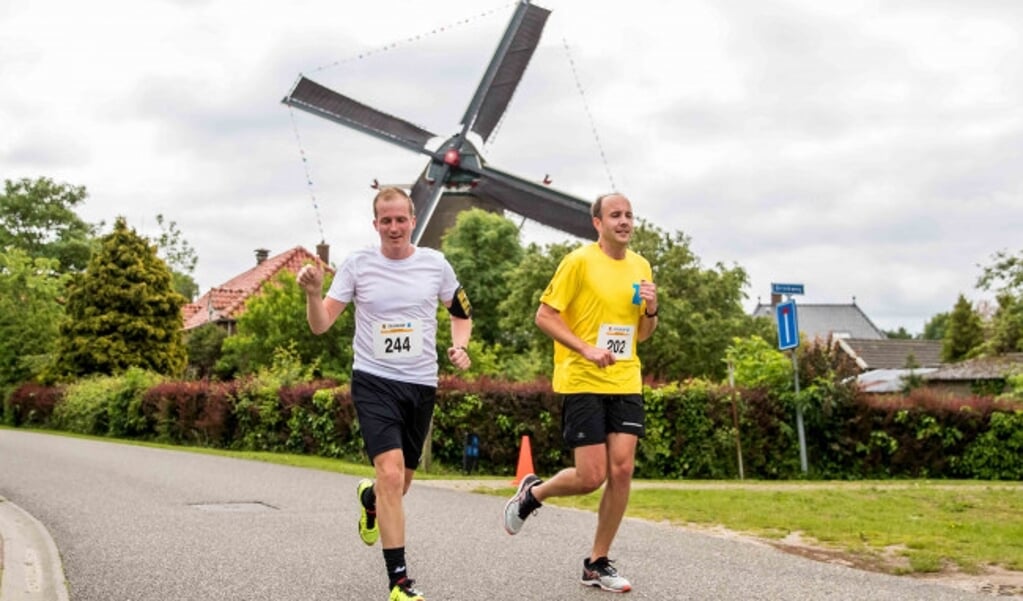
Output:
(3, 0), (1021, 334)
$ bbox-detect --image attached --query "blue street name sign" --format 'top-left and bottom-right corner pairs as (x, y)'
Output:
(771, 282), (805, 296)
(776, 300), (800, 350)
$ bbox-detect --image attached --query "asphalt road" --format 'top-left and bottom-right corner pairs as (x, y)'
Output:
(0, 429), (989, 600)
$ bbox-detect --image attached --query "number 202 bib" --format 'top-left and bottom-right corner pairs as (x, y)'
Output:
(596, 323), (635, 360)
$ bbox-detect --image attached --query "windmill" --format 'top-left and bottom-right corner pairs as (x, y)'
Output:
(282, 0), (596, 249)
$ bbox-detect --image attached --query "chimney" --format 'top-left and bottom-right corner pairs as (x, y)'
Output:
(770, 293), (782, 306)
(255, 248), (269, 264)
(316, 242), (330, 265)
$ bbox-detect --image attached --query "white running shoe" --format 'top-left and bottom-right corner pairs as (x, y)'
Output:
(581, 557), (632, 593)
(502, 473), (541, 535)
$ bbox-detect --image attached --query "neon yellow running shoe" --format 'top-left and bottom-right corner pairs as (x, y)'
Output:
(356, 479), (379, 546)
(389, 577), (425, 601)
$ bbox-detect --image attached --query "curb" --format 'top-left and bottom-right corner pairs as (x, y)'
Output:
(0, 497), (69, 601)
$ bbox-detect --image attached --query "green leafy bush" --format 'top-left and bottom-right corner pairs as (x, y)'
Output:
(105, 368), (164, 438)
(280, 384), (358, 459)
(431, 377), (562, 475)
(52, 375), (121, 435)
(14, 366), (1023, 481)
(49, 369), (162, 436)
(961, 411), (1023, 479)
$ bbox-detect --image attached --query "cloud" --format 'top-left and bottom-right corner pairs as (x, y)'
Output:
(2, 0), (1021, 334)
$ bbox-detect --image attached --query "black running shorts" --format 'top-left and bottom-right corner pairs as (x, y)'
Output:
(350, 370), (436, 469)
(561, 393), (645, 448)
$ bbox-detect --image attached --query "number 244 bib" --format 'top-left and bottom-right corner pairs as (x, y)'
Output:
(373, 320), (424, 359)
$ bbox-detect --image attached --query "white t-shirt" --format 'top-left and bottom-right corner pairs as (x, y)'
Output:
(327, 246), (459, 387)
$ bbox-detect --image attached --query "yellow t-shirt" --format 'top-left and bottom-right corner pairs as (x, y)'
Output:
(540, 243), (653, 394)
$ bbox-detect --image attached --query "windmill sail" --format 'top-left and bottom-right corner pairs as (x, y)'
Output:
(475, 166), (596, 240)
(409, 169), (445, 245)
(462, 2), (551, 143)
(283, 76), (436, 156)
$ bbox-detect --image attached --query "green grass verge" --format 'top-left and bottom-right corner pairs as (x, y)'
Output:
(502, 481), (1023, 576)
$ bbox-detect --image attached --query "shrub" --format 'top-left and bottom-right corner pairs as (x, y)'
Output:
(141, 379), (241, 447)
(51, 375), (121, 435)
(279, 381), (356, 458)
(12, 366), (1023, 481)
(961, 410), (1023, 479)
(4, 383), (64, 426)
(432, 376), (563, 475)
(105, 368), (164, 438)
(50, 370), (162, 437)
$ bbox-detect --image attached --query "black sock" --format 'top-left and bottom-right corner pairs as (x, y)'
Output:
(361, 483), (376, 509)
(383, 547), (408, 588)
(518, 485), (542, 519)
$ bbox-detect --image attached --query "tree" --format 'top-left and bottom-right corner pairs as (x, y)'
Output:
(0, 177), (99, 272)
(54, 217), (187, 378)
(153, 214), (199, 301)
(976, 250), (1023, 356)
(884, 327), (913, 339)
(498, 240), (578, 358)
(983, 293), (1023, 355)
(628, 221), (773, 380)
(184, 323), (227, 379)
(941, 294), (984, 362)
(723, 335), (791, 390)
(977, 248), (1023, 296)
(216, 271), (354, 379)
(922, 312), (949, 341)
(0, 249), (68, 393)
(440, 209), (523, 347)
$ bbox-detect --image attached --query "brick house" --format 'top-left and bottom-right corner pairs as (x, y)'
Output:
(182, 244), (331, 333)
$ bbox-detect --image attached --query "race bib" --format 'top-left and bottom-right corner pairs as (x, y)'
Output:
(596, 323), (635, 360)
(372, 320), (424, 359)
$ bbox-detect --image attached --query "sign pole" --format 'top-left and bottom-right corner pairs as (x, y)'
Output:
(727, 362), (745, 480)
(772, 283), (808, 475)
(791, 348), (807, 474)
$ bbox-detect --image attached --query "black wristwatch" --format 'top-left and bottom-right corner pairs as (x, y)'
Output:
(644, 307), (658, 318)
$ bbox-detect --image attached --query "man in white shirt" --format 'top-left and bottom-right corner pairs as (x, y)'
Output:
(298, 186), (473, 601)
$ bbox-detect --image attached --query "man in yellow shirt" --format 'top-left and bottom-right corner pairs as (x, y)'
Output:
(503, 192), (658, 593)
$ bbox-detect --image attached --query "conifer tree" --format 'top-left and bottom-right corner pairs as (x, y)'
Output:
(55, 217), (187, 377)
(941, 294), (985, 362)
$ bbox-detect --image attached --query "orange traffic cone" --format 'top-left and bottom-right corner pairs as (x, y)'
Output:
(511, 434), (535, 486)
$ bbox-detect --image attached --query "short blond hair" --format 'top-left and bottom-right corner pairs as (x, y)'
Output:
(373, 187), (414, 218)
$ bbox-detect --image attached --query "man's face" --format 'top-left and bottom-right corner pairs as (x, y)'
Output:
(594, 195), (634, 245)
(373, 197), (415, 249)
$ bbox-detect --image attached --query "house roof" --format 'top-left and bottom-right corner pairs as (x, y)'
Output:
(182, 246), (330, 331)
(923, 353), (1023, 382)
(752, 302), (886, 342)
(854, 368), (939, 393)
(836, 338), (944, 370)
